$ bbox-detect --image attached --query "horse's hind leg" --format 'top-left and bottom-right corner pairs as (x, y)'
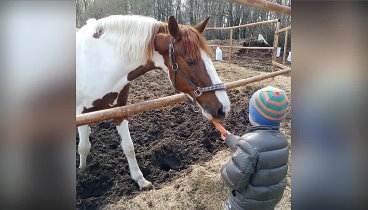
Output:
(78, 125), (91, 169)
(116, 120), (152, 190)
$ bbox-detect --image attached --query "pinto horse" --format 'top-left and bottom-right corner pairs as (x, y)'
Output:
(76, 15), (230, 189)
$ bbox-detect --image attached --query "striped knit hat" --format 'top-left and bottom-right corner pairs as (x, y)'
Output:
(249, 86), (289, 126)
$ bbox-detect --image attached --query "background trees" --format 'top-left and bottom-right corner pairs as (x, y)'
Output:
(76, 0), (291, 45)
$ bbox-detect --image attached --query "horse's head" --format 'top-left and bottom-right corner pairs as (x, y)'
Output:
(154, 16), (230, 120)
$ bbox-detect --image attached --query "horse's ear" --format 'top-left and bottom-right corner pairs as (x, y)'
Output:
(154, 33), (170, 53)
(194, 17), (210, 33)
(168, 16), (181, 40)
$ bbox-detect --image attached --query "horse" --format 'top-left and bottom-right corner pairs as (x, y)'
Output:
(76, 15), (231, 190)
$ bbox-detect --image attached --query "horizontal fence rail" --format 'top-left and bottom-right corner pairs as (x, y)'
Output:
(206, 19), (279, 30)
(208, 45), (273, 50)
(228, 0), (291, 16)
(76, 69), (291, 126)
(275, 26), (291, 34)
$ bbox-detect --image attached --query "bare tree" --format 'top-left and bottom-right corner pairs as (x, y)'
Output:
(77, 0), (291, 46)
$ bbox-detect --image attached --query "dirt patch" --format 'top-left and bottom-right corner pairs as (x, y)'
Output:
(106, 148), (291, 210)
(105, 150), (232, 210)
(76, 62), (291, 210)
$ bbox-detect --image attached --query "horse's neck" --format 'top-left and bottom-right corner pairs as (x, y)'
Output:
(128, 56), (170, 85)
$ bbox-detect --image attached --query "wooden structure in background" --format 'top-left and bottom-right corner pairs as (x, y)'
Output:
(228, 0), (291, 16)
(273, 25), (291, 71)
(206, 19), (280, 64)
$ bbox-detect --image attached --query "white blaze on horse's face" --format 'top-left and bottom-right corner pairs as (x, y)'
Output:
(199, 50), (231, 120)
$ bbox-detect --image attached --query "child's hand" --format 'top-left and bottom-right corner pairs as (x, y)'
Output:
(221, 131), (230, 141)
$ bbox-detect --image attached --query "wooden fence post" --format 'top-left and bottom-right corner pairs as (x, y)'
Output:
(272, 21), (280, 72)
(228, 29), (234, 64)
(283, 30), (288, 65)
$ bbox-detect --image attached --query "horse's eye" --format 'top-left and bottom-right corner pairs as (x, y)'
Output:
(186, 60), (196, 66)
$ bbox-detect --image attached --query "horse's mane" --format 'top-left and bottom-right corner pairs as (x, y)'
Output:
(177, 26), (212, 61)
(87, 15), (160, 62)
(154, 24), (212, 61)
(85, 15), (211, 63)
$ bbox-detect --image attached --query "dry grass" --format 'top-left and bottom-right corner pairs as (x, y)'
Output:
(105, 63), (291, 210)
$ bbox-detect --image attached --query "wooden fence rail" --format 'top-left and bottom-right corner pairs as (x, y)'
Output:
(206, 19), (279, 30)
(76, 68), (291, 126)
(208, 45), (273, 50)
(228, 0), (291, 16)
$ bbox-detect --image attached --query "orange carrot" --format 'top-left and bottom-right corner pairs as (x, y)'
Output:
(211, 119), (229, 138)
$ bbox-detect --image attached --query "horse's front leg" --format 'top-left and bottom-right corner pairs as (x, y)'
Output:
(78, 125), (91, 169)
(116, 119), (152, 190)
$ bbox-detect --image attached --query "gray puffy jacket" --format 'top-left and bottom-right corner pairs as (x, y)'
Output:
(221, 126), (289, 210)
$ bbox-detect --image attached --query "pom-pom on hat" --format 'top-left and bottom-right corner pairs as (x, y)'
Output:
(249, 86), (289, 126)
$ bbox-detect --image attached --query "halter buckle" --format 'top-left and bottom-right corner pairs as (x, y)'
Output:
(194, 87), (202, 97)
(192, 104), (200, 112)
(172, 63), (178, 71)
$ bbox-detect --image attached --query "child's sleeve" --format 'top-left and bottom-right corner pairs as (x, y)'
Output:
(224, 134), (241, 151)
(221, 139), (257, 192)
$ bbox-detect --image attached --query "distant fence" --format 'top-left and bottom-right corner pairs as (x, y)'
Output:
(273, 25), (291, 70)
(206, 19), (280, 64)
(205, 19), (291, 73)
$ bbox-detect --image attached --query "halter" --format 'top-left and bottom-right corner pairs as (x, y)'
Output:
(168, 39), (226, 112)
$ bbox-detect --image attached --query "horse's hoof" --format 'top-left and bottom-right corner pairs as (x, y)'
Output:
(79, 165), (86, 170)
(139, 180), (153, 190)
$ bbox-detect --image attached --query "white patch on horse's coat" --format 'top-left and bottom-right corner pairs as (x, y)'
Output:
(200, 50), (231, 115)
(87, 18), (96, 25)
(152, 50), (169, 74)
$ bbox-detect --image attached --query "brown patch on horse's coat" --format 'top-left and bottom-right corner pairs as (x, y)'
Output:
(82, 84), (131, 124)
(82, 92), (118, 113)
(113, 84), (130, 125)
(127, 61), (158, 81)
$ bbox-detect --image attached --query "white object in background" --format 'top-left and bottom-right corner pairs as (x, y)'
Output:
(276, 47), (281, 57)
(258, 34), (269, 45)
(215, 47), (223, 61)
(287, 51), (291, 62)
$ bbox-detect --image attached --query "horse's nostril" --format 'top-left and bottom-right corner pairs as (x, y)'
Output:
(216, 107), (225, 119)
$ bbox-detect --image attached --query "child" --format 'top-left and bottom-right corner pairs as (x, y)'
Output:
(221, 86), (289, 210)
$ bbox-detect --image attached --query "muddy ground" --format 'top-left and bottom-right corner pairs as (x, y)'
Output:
(76, 51), (291, 210)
